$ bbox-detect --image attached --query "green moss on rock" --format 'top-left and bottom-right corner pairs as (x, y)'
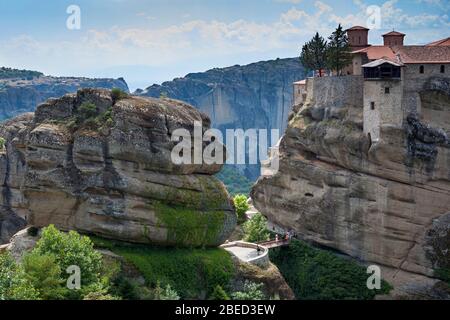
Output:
(153, 202), (227, 247)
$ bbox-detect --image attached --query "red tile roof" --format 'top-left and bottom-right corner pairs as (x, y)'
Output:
(352, 46), (397, 61)
(426, 37), (450, 46)
(346, 26), (369, 31)
(383, 31), (405, 37)
(394, 46), (450, 64)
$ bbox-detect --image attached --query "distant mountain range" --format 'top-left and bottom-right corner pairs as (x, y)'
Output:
(0, 68), (129, 121)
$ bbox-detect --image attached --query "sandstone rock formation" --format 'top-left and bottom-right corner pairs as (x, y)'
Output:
(0, 72), (129, 121)
(138, 58), (306, 180)
(0, 89), (236, 247)
(252, 76), (450, 297)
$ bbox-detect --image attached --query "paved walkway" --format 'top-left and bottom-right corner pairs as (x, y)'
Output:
(223, 246), (262, 262)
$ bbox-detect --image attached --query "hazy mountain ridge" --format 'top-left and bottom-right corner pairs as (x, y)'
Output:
(0, 71), (129, 121)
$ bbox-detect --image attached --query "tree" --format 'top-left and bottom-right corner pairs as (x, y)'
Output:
(242, 213), (270, 243)
(233, 194), (249, 224)
(231, 281), (265, 300)
(22, 252), (66, 300)
(33, 225), (103, 286)
(210, 285), (230, 300)
(300, 32), (328, 76)
(0, 252), (39, 300)
(326, 24), (353, 76)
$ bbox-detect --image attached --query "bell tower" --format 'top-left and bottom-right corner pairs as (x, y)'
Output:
(346, 26), (370, 49)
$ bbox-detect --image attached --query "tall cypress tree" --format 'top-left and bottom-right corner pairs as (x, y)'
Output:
(300, 32), (328, 77)
(326, 24), (353, 76)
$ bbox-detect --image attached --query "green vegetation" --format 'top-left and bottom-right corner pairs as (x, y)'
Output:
(210, 285), (230, 300)
(21, 252), (65, 300)
(0, 252), (39, 300)
(0, 67), (43, 80)
(216, 165), (254, 196)
(66, 102), (115, 132)
(326, 24), (353, 76)
(300, 32), (328, 76)
(231, 281), (265, 300)
(0, 137), (5, 150)
(154, 281), (180, 300)
(91, 237), (235, 299)
(154, 202), (226, 247)
(111, 88), (129, 101)
(299, 24), (352, 76)
(233, 194), (249, 224)
(270, 240), (392, 300)
(435, 268), (450, 286)
(0, 225), (119, 300)
(33, 225), (103, 286)
(243, 213), (270, 243)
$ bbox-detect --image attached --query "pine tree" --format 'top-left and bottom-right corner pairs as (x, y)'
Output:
(326, 24), (353, 76)
(300, 32), (328, 76)
(210, 285), (230, 300)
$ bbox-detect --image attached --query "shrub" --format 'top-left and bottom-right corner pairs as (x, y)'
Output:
(111, 88), (128, 101)
(269, 240), (392, 300)
(435, 268), (450, 286)
(0, 137), (5, 150)
(22, 252), (65, 300)
(210, 285), (230, 300)
(154, 281), (180, 300)
(242, 213), (270, 243)
(78, 102), (98, 120)
(83, 292), (120, 300)
(231, 281), (265, 300)
(0, 252), (39, 300)
(233, 194), (249, 224)
(32, 225), (103, 286)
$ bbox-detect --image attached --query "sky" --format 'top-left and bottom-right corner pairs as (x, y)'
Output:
(0, 0), (448, 91)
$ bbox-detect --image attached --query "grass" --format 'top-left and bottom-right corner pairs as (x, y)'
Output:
(270, 239), (392, 300)
(91, 237), (235, 299)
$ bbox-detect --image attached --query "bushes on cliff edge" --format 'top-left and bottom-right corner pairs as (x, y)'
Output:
(270, 240), (392, 300)
(233, 194), (249, 224)
(242, 213), (270, 243)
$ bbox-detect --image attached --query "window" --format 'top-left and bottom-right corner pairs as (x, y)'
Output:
(420, 65), (424, 74)
(370, 102), (375, 110)
(385, 87), (390, 94)
(441, 65), (445, 73)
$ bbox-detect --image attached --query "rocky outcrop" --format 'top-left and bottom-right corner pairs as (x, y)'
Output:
(252, 76), (450, 296)
(138, 58), (305, 180)
(0, 89), (236, 246)
(231, 260), (296, 300)
(0, 74), (129, 121)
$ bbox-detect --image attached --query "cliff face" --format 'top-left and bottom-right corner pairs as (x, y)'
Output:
(252, 76), (450, 297)
(0, 89), (236, 246)
(0, 76), (129, 121)
(139, 58), (305, 134)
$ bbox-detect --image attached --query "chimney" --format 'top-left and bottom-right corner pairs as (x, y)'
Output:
(383, 31), (405, 46)
(346, 26), (370, 48)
